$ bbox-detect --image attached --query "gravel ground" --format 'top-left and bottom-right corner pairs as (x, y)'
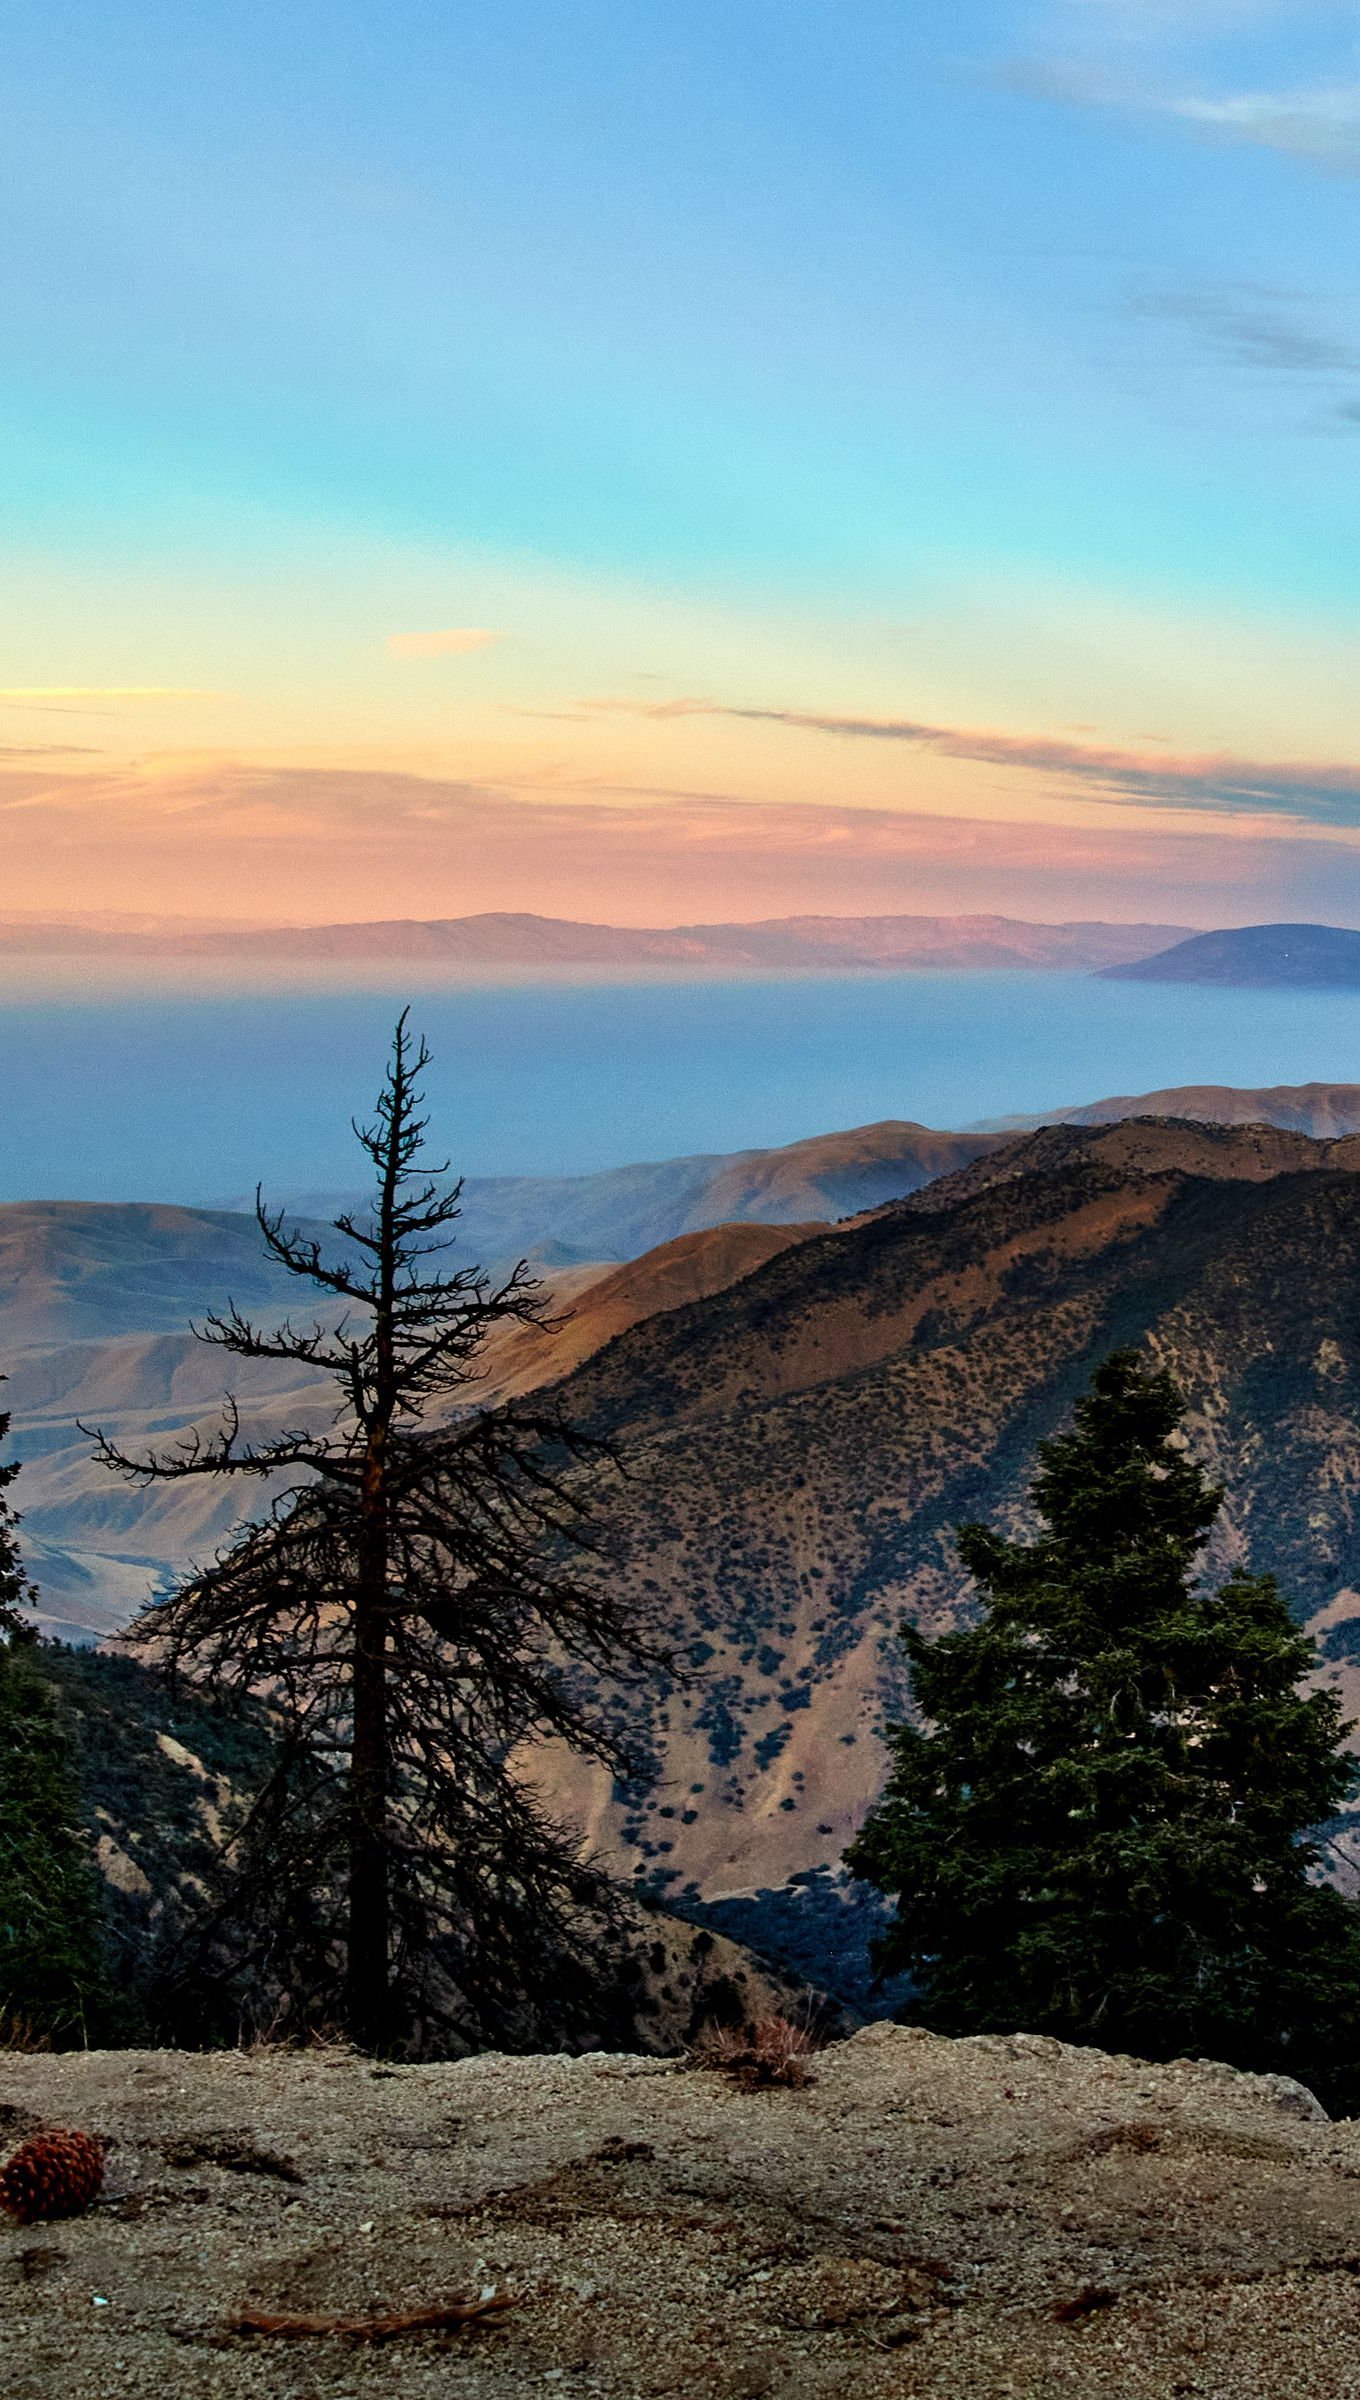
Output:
(4, 2024), (1360, 2398)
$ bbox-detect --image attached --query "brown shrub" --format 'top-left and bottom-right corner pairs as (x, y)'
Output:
(693, 2010), (821, 2091)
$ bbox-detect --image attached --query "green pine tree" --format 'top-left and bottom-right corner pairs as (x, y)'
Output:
(0, 1391), (34, 1639)
(849, 1350), (1360, 2108)
(0, 1396), (111, 2045)
(0, 1644), (113, 2044)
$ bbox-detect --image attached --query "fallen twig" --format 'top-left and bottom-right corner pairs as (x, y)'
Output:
(165, 2135), (303, 2184)
(228, 2291), (515, 2342)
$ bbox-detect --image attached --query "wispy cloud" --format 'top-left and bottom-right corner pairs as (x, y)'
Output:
(385, 628), (503, 659)
(1134, 284), (1360, 426)
(1171, 81), (1360, 172)
(1000, 6), (1360, 177)
(586, 696), (1360, 827)
(1137, 288), (1360, 376)
(994, 57), (1142, 111)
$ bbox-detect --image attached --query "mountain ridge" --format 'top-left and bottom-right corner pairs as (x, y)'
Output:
(0, 907), (1192, 975)
(14, 1113), (1360, 1961)
(979, 1078), (1360, 1137)
(1102, 921), (1360, 988)
(211, 1119), (1009, 1269)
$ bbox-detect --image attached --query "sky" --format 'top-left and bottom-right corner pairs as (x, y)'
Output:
(4, 0), (1360, 926)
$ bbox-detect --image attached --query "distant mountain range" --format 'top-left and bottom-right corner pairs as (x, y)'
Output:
(16, 909), (1360, 987)
(1103, 922), (1360, 987)
(0, 908), (1192, 975)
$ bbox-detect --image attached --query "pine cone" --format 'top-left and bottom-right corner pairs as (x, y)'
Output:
(0, 2128), (105, 2224)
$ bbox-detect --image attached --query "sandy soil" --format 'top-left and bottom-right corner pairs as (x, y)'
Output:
(5, 2024), (1360, 2397)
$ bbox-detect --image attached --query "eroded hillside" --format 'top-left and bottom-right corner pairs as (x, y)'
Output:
(526, 1122), (1360, 1902)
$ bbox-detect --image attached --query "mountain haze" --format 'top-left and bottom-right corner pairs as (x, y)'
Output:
(219, 1120), (1008, 1270)
(0, 908), (1192, 976)
(0, 1127), (1008, 1634)
(0, 1200), (316, 1347)
(1, 1217), (833, 1640)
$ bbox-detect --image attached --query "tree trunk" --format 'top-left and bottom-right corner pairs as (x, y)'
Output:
(347, 1439), (390, 2049)
(346, 1035), (405, 2050)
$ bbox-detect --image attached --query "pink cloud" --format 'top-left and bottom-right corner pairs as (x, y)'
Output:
(3, 757), (1360, 930)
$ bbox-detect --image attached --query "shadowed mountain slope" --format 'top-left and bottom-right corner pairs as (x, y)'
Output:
(16, 1114), (1360, 1989)
(14, 1106), (1360, 1689)
(0, 1202), (315, 1348)
(1102, 922), (1360, 988)
(521, 1120), (1360, 1901)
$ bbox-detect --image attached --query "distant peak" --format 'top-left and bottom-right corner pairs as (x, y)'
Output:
(1102, 923), (1360, 989)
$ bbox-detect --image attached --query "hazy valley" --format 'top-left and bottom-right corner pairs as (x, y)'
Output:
(9, 1081), (1360, 2005)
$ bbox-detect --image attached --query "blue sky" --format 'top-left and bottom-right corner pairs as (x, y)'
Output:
(3, 2), (1360, 926)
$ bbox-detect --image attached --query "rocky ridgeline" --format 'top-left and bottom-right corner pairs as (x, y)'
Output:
(5, 2025), (1359, 2398)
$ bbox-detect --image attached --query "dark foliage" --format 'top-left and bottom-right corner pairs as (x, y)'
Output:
(849, 1350), (1360, 2111)
(90, 1015), (659, 2053)
(0, 1644), (114, 2045)
(37, 1642), (278, 2035)
(674, 1866), (909, 2015)
(0, 1393), (35, 1640)
(0, 1403), (117, 2046)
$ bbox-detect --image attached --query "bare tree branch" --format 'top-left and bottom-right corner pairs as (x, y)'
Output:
(95, 1012), (657, 2056)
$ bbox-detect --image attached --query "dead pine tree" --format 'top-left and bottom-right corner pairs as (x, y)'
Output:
(89, 1012), (655, 2053)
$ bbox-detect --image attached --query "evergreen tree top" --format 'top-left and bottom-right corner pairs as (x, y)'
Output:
(1029, 1349), (1221, 1557)
(954, 1350), (1225, 1648)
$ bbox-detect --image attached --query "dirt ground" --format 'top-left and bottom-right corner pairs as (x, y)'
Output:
(5, 2023), (1360, 2398)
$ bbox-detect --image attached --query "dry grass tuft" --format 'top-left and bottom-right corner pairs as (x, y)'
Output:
(694, 2011), (821, 2091)
(236, 2009), (353, 2060)
(0, 2013), (54, 2055)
